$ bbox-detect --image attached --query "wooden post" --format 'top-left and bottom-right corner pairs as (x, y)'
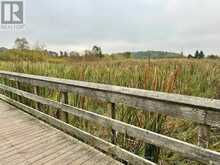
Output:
(16, 81), (22, 102)
(57, 91), (69, 123)
(198, 124), (209, 148)
(0, 78), (4, 95)
(110, 102), (117, 144)
(33, 86), (41, 110)
(8, 81), (13, 99)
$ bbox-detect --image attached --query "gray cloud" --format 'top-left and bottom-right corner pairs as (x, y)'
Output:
(1, 0), (220, 54)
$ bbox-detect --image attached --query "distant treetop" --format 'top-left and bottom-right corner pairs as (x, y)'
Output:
(15, 37), (29, 50)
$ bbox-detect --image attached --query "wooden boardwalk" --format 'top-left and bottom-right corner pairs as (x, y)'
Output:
(0, 71), (220, 165)
(0, 100), (122, 165)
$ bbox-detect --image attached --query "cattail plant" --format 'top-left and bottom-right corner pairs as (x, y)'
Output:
(0, 57), (219, 165)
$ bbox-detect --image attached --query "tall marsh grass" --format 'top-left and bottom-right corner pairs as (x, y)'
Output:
(0, 58), (219, 164)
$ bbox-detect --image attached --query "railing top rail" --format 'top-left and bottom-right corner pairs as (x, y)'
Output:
(1, 70), (220, 164)
(0, 70), (219, 112)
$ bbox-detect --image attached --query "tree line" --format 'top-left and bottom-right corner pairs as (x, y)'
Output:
(187, 50), (219, 59)
(188, 50), (205, 59)
(5, 37), (220, 60)
(14, 37), (104, 58)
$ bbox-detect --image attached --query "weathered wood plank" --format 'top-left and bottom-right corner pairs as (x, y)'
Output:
(0, 133), (61, 158)
(43, 144), (83, 165)
(0, 71), (218, 110)
(0, 127), (49, 142)
(0, 99), (122, 165)
(197, 124), (209, 148)
(57, 91), (69, 123)
(0, 93), (220, 165)
(15, 81), (22, 102)
(0, 95), (155, 165)
(69, 149), (98, 165)
(0, 71), (220, 165)
(110, 102), (116, 144)
(82, 152), (107, 165)
(0, 71), (219, 127)
(33, 86), (41, 110)
(1, 82), (220, 128)
(0, 133), (64, 160)
(27, 141), (71, 164)
(62, 147), (91, 164)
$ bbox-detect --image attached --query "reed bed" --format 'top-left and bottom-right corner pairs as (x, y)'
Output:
(0, 58), (219, 164)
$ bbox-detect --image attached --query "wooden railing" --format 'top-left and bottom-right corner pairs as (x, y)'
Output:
(0, 70), (219, 165)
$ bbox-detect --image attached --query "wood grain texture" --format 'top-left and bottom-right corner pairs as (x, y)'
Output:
(0, 71), (220, 165)
(197, 124), (209, 148)
(57, 91), (69, 123)
(110, 102), (117, 144)
(0, 94), (155, 165)
(0, 93), (219, 165)
(0, 71), (219, 127)
(0, 99), (123, 165)
(33, 86), (41, 110)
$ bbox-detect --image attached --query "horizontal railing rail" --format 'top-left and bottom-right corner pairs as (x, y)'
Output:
(0, 70), (220, 165)
(0, 71), (219, 127)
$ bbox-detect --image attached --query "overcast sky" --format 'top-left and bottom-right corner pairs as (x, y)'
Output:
(1, 0), (220, 54)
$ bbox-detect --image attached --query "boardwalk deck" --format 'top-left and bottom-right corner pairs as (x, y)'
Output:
(0, 71), (220, 165)
(0, 100), (122, 165)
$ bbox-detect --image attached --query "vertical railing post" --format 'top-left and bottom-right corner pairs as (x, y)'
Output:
(8, 81), (13, 99)
(33, 86), (41, 110)
(110, 102), (116, 144)
(16, 81), (22, 102)
(1, 78), (6, 96)
(197, 124), (209, 148)
(57, 91), (69, 123)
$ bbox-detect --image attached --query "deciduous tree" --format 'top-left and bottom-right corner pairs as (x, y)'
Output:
(15, 37), (29, 50)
